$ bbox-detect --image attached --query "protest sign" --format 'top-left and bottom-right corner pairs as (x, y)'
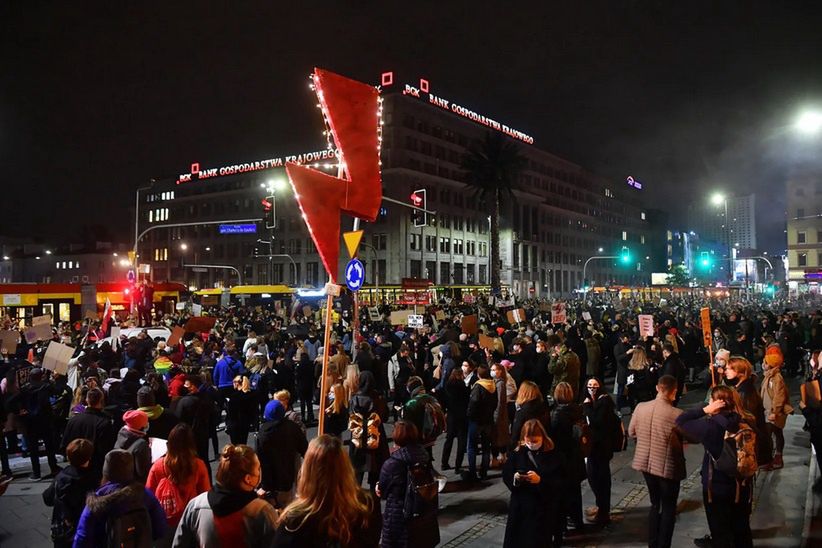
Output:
(435, 310), (446, 321)
(389, 310), (411, 326)
(167, 326), (185, 347)
(25, 323), (52, 343)
(461, 314), (478, 335)
(183, 316), (217, 333)
(192, 304), (203, 317)
(582, 311), (592, 321)
(700, 307), (712, 349)
(478, 334), (496, 351)
(32, 314), (51, 327)
(368, 307), (382, 322)
(551, 303), (567, 324)
(407, 315), (424, 328)
(42, 342), (75, 375)
(0, 330), (18, 355)
(638, 315), (654, 338)
(506, 308), (526, 324)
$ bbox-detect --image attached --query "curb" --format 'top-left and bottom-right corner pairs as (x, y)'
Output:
(802, 444), (818, 548)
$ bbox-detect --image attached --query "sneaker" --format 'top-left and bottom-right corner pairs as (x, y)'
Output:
(693, 535), (713, 547)
(28, 473), (41, 481)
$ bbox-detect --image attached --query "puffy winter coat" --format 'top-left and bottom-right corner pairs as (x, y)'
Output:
(73, 482), (166, 548)
(378, 444), (440, 548)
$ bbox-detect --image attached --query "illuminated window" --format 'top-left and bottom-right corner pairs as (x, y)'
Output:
(68, 261), (73, 269)
(149, 210), (153, 223)
(76, 261), (79, 269)
(641, 235), (645, 244)
(56, 262), (60, 269)
(622, 231), (627, 241)
(62, 261), (67, 269)
(641, 212), (646, 220)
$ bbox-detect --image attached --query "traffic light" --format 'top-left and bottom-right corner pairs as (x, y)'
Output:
(620, 246), (631, 264)
(262, 196), (276, 229)
(411, 189), (427, 227)
(699, 251), (712, 269)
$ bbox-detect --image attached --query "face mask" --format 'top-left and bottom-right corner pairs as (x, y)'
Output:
(490, 370), (498, 379)
(588, 387), (597, 397)
(524, 441), (541, 451)
(536, 347), (544, 354)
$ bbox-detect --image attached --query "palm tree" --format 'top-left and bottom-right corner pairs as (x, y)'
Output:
(461, 131), (526, 295)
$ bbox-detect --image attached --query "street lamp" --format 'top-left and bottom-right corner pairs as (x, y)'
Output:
(795, 109), (822, 136)
(180, 243), (188, 251)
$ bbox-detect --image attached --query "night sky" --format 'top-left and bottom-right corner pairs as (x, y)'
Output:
(3, 2), (821, 253)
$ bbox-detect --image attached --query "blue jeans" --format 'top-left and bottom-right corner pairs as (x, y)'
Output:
(467, 421), (491, 476)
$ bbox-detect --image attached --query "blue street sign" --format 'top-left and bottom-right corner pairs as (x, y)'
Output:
(127, 270), (135, 283)
(345, 259), (365, 292)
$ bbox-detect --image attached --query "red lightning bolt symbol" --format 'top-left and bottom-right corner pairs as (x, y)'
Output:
(285, 68), (382, 282)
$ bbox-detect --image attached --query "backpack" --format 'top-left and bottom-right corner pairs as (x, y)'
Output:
(154, 463), (187, 524)
(573, 417), (593, 458)
(403, 460), (438, 520)
(106, 500), (153, 548)
(402, 395), (445, 444)
(711, 422), (758, 480)
(348, 410), (381, 450)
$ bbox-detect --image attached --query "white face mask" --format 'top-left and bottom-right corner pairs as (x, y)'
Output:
(536, 347), (544, 354)
(588, 387), (598, 397)
(490, 370), (498, 379)
(524, 441), (541, 451)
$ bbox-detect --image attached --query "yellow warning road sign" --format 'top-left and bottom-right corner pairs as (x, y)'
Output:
(343, 230), (363, 259)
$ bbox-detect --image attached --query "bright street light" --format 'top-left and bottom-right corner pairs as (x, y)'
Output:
(180, 243), (188, 250)
(45, 250), (52, 255)
(597, 247), (604, 253)
(795, 110), (822, 136)
(710, 193), (725, 206)
(205, 247), (211, 251)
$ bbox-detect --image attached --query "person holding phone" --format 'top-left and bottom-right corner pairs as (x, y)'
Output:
(502, 418), (565, 547)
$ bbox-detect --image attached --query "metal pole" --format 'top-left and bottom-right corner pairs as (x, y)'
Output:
(361, 242), (380, 303)
(182, 264), (242, 285)
(582, 255), (618, 297)
(254, 253), (298, 285)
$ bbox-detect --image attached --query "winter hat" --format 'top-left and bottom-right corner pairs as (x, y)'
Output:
(715, 349), (731, 362)
(764, 345), (784, 367)
(122, 409), (149, 432)
(264, 399), (285, 422)
(103, 449), (135, 484)
(500, 359), (514, 369)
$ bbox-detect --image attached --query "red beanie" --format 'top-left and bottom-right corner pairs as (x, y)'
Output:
(764, 345), (783, 367)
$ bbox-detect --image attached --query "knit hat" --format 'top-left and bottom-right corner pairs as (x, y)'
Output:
(103, 449), (134, 484)
(500, 359), (514, 369)
(764, 345), (784, 367)
(122, 409), (148, 432)
(715, 349), (731, 362)
(263, 399), (285, 422)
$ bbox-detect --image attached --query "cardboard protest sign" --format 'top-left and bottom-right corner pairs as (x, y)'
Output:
(461, 314), (478, 335)
(389, 310), (411, 326)
(478, 334), (496, 351)
(32, 314), (51, 327)
(167, 326), (185, 347)
(638, 315), (654, 338)
(150, 438), (168, 463)
(183, 316), (217, 333)
(506, 308), (527, 325)
(42, 342), (75, 375)
(551, 303), (567, 324)
(407, 315), (424, 328)
(192, 304), (203, 317)
(368, 307), (382, 322)
(802, 380), (821, 408)
(0, 330), (19, 355)
(539, 302), (551, 312)
(435, 310), (446, 321)
(25, 323), (52, 343)
(700, 307), (712, 350)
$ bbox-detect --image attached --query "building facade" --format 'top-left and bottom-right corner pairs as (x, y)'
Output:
(137, 75), (653, 297)
(786, 175), (822, 288)
(687, 193), (757, 252)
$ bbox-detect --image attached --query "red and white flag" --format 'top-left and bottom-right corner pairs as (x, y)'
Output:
(101, 298), (113, 335)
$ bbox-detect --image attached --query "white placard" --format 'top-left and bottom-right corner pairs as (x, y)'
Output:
(638, 314), (654, 338)
(32, 314), (51, 326)
(367, 307), (381, 322)
(551, 302), (567, 324)
(408, 314), (424, 328)
(150, 438), (168, 462)
(42, 342), (75, 375)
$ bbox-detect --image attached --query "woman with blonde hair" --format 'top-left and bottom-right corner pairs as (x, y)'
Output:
(490, 362), (511, 467)
(343, 363), (360, 402)
(627, 345), (656, 406)
(511, 380), (549, 448)
(274, 435), (380, 547)
(225, 376), (255, 445)
(502, 419), (564, 547)
(173, 444), (277, 547)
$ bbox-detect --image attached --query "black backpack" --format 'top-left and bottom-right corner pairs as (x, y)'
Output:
(106, 500), (153, 548)
(403, 460), (438, 520)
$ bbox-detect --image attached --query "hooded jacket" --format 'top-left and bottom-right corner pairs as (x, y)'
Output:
(173, 485), (278, 548)
(256, 415), (309, 493)
(114, 427), (151, 484)
(72, 482), (166, 548)
(213, 355), (243, 389)
(43, 465), (98, 534)
(467, 378), (497, 425)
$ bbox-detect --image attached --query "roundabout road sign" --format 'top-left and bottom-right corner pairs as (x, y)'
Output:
(345, 259), (365, 291)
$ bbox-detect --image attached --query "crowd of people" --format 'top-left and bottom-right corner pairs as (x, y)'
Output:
(0, 290), (820, 547)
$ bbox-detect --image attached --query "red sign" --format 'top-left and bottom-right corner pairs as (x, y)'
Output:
(401, 278), (432, 290)
(398, 292), (431, 305)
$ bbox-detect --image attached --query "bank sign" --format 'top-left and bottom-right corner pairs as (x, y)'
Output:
(177, 148), (339, 184)
(218, 224), (257, 234)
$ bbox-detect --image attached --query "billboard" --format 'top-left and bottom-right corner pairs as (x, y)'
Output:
(651, 272), (669, 286)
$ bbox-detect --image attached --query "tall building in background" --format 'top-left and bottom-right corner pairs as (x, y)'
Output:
(687, 194), (757, 251)
(136, 73), (653, 298)
(786, 175), (822, 288)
